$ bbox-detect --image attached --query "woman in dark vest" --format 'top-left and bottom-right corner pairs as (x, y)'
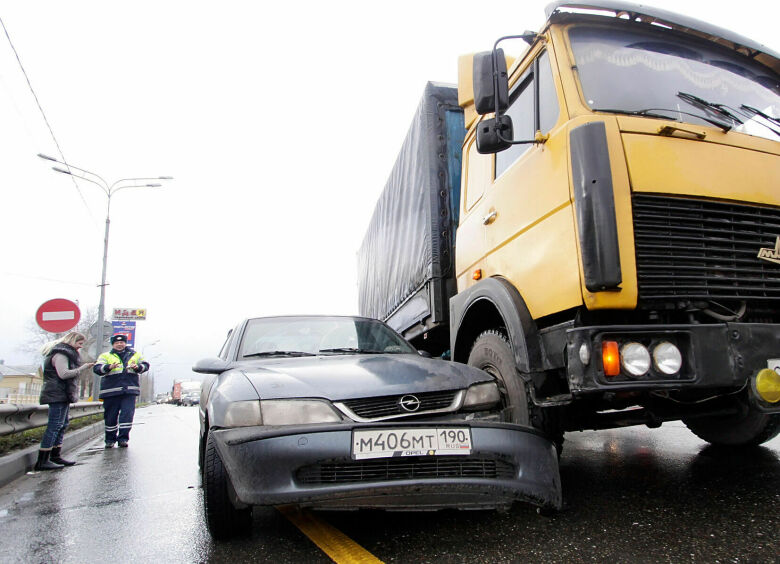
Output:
(36, 332), (95, 470)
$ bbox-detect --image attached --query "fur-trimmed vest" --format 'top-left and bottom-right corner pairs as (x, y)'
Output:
(40, 344), (81, 404)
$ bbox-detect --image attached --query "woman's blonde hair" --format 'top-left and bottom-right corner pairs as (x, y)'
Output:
(41, 331), (87, 356)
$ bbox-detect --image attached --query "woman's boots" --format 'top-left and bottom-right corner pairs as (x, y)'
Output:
(34, 449), (63, 471)
(51, 446), (76, 466)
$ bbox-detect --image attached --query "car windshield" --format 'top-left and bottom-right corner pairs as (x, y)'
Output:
(568, 24), (780, 141)
(238, 317), (417, 359)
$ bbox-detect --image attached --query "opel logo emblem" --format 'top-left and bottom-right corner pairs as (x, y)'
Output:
(399, 394), (421, 412)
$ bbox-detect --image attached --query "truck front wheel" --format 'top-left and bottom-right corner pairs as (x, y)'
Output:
(467, 330), (531, 424)
(684, 407), (780, 447)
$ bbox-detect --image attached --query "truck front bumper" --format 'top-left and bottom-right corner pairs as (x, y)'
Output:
(566, 322), (780, 413)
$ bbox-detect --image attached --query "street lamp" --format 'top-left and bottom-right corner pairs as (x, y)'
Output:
(38, 153), (172, 399)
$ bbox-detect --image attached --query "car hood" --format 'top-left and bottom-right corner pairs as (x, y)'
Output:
(237, 354), (492, 401)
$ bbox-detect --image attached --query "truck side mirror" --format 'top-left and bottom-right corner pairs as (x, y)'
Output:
(473, 49), (509, 115)
(476, 115), (514, 154)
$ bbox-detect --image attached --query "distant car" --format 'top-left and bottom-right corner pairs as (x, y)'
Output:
(182, 393), (200, 406)
(194, 315), (561, 539)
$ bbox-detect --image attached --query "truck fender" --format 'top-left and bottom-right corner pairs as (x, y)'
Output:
(449, 276), (543, 374)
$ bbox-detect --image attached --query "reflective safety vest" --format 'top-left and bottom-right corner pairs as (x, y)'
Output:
(97, 349), (145, 398)
(97, 351), (144, 375)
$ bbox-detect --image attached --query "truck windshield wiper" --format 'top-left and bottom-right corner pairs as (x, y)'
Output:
(594, 106), (732, 132)
(318, 347), (386, 354)
(677, 92), (744, 125)
(243, 351), (316, 358)
(593, 108), (672, 120)
(741, 104), (780, 126)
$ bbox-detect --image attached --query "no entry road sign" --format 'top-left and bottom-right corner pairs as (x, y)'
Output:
(36, 298), (81, 333)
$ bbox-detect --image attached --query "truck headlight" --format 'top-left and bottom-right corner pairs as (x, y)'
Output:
(260, 399), (343, 425)
(652, 341), (682, 375)
(620, 342), (650, 377)
(462, 382), (501, 410)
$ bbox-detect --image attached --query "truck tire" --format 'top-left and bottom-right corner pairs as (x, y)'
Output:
(684, 409), (780, 447)
(467, 330), (530, 424)
(467, 330), (564, 453)
(203, 430), (252, 539)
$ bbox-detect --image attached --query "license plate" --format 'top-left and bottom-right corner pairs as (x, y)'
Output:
(769, 359), (780, 373)
(352, 427), (472, 460)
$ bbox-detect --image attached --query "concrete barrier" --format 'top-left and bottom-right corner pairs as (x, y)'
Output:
(0, 421), (103, 488)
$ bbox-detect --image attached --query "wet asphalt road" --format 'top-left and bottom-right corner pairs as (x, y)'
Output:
(0, 404), (777, 563)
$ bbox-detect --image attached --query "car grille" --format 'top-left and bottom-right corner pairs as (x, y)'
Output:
(296, 456), (515, 485)
(341, 390), (460, 419)
(632, 194), (780, 303)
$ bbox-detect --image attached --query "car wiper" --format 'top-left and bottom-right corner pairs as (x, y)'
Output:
(677, 92), (744, 125)
(243, 351), (316, 358)
(594, 106), (732, 132)
(318, 347), (386, 354)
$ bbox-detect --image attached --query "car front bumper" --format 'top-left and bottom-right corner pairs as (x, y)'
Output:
(211, 421), (561, 511)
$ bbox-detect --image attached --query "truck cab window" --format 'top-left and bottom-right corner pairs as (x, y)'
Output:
(464, 137), (489, 210)
(496, 51), (559, 178)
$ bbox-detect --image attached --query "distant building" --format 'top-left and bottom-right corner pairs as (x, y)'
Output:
(0, 361), (42, 404)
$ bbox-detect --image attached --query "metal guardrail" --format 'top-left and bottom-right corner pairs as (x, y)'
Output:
(0, 402), (103, 436)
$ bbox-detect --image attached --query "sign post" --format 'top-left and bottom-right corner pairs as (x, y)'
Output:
(36, 299), (81, 333)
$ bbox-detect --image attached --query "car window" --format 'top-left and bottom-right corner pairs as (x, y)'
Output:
(238, 317), (417, 358)
(218, 329), (233, 360)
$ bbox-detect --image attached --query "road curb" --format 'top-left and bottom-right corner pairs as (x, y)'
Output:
(0, 422), (103, 488)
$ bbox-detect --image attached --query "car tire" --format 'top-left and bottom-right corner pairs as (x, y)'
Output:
(467, 330), (564, 453)
(203, 430), (252, 539)
(684, 407), (780, 447)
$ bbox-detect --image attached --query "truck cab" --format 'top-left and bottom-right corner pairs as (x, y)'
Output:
(450, 1), (779, 445)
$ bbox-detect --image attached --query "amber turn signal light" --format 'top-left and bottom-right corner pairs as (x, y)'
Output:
(602, 341), (620, 377)
(473, 269), (482, 280)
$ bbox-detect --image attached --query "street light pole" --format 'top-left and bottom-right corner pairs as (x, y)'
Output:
(38, 153), (172, 399)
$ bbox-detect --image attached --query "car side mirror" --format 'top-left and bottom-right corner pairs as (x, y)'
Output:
(418, 350), (432, 358)
(193, 357), (230, 374)
(473, 49), (508, 115)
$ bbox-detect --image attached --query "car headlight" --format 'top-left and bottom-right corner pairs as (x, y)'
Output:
(260, 399), (343, 425)
(462, 382), (501, 410)
(223, 401), (263, 427)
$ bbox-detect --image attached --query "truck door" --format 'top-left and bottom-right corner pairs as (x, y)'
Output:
(455, 135), (491, 290)
(482, 48), (582, 318)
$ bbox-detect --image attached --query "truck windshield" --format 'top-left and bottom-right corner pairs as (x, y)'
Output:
(568, 24), (780, 141)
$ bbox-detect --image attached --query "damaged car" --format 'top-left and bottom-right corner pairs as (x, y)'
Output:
(194, 315), (561, 539)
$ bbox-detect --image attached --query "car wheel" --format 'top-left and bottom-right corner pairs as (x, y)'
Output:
(684, 406), (780, 447)
(467, 330), (564, 454)
(203, 430), (252, 539)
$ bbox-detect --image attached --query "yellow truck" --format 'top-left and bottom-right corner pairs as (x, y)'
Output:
(358, 1), (780, 450)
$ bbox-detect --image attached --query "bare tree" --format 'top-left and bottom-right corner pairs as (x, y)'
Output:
(16, 306), (99, 399)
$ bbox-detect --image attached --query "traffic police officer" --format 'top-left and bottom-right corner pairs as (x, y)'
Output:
(93, 334), (149, 447)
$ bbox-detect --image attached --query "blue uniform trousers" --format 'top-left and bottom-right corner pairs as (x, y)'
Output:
(103, 394), (137, 443)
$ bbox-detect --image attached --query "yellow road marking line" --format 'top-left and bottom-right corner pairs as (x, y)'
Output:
(278, 505), (384, 564)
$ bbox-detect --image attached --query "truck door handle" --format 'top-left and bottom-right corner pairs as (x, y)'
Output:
(482, 210), (497, 225)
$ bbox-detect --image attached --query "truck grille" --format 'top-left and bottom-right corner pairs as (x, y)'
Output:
(296, 457), (515, 485)
(340, 390), (460, 419)
(632, 194), (780, 303)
